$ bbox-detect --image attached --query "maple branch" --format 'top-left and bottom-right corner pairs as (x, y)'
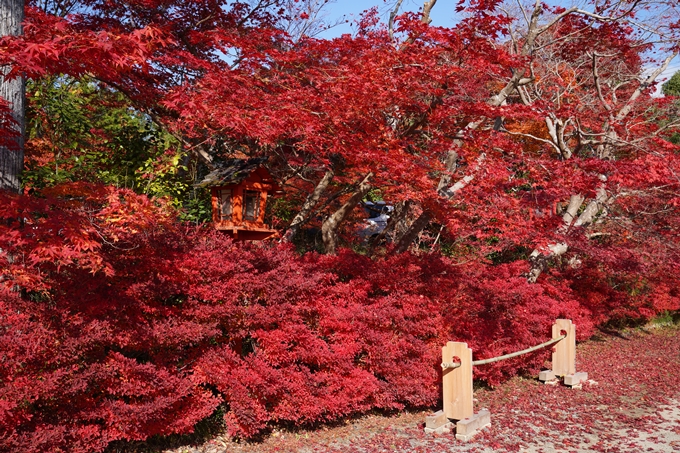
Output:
(492, 0), (645, 116)
(526, 193), (586, 283)
(573, 185), (610, 228)
(588, 52), (677, 159)
(388, 0), (405, 41)
(535, 0), (644, 37)
(86, 216), (141, 252)
(506, 22), (520, 55)
(516, 0), (531, 28)
(591, 52), (613, 112)
(532, 25), (591, 52)
(238, 0), (279, 28)
(193, 14), (215, 30)
(398, 0), (438, 48)
(392, 210), (432, 254)
(546, 115), (573, 160)
(440, 153), (486, 198)
(421, 0), (438, 25)
(647, 119), (680, 137)
(615, 52), (678, 123)
(562, 194), (584, 227)
(436, 150), (459, 192)
(517, 85), (531, 105)
(527, 183), (610, 283)
(396, 150), (486, 254)
(181, 139), (215, 168)
(275, 152), (316, 184)
(502, 127), (562, 156)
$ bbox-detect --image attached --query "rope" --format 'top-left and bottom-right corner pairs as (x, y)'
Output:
(441, 361), (461, 370)
(440, 334), (566, 370)
(472, 335), (566, 366)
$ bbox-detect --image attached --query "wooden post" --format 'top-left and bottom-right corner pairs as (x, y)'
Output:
(259, 191), (268, 224)
(442, 342), (473, 420)
(211, 189), (219, 224)
(552, 319), (576, 376)
(238, 187), (246, 223)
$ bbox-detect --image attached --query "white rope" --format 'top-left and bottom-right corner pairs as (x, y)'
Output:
(472, 335), (566, 366)
(441, 361), (461, 370)
(440, 334), (567, 369)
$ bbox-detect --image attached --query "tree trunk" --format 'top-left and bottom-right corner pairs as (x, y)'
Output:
(392, 210), (432, 254)
(370, 199), (411, 247)
(0, 0), (24, 193)
(283, 169), (334, 243)
(391, 152), (486, 255)
(527, 187), (609, 283)
(321, 172), (372, 255)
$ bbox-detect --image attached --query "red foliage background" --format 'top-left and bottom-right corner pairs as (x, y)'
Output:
(2, 185), (675, 452)
(0, 0), (678, 450)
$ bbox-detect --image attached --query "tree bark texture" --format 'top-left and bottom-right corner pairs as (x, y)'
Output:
(0, 0), (24, 192)
(393, 210), (432, 254)
(527, 186), (609, 283)
(321, 172), (372, 255)
(371, 199), (411, 247)
(283, 169), (334, 243)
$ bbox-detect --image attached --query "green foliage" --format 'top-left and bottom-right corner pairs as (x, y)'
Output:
(662, 71), (680, 97)
(24, 75), (212, 223)
(487, 245), (532, 265)
(669, 133), (680, 145)
(648, 311), (676, 326)
(26, 76), (156, 188)
(177, 188), (213, 224)
(268, 196), (300, 226)
(364, 189), (386, 202)
(661, 72), (680, 144)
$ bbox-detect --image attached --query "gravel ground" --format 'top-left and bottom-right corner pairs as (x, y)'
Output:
(111, 324), (680, 453)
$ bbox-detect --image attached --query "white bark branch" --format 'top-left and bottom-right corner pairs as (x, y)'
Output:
(440, 153), (486, 198)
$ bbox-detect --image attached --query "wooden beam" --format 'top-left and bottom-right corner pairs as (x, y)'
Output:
(442, 342), (473, 420)
(552, 319), (576, 376)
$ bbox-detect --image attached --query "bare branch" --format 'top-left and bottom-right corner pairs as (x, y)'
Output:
(615, 52), (678, 122)
(591, 52), (613, 112)
(440, 153), (486, 198)
(388, 0), (405, 41)
(421, 0), (438, 25)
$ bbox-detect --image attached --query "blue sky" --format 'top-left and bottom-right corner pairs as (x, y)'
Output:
(317, 0), (460, 38)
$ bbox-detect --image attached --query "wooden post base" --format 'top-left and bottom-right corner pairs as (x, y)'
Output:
(539, 369), (557, 382)
(564, 372), (589, 387)
(455, 409), (491, 441)
(424, 410), (454, 434)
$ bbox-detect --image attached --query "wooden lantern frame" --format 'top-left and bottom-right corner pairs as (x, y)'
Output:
(197, 158), (282, 241)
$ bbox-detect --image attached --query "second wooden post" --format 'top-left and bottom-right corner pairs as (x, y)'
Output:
(442, 341), (473, 420)
(552, 319), (576, 376)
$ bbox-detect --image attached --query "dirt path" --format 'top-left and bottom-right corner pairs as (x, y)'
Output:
(116, 324), (680, 453)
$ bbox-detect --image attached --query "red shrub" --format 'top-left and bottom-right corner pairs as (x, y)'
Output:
(0, 185), (673, 449)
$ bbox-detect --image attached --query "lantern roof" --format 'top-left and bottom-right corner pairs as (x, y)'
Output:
(195, 157), (273, 189)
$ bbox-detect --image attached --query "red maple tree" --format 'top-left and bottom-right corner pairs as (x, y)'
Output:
(0, 0), (679, 450)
